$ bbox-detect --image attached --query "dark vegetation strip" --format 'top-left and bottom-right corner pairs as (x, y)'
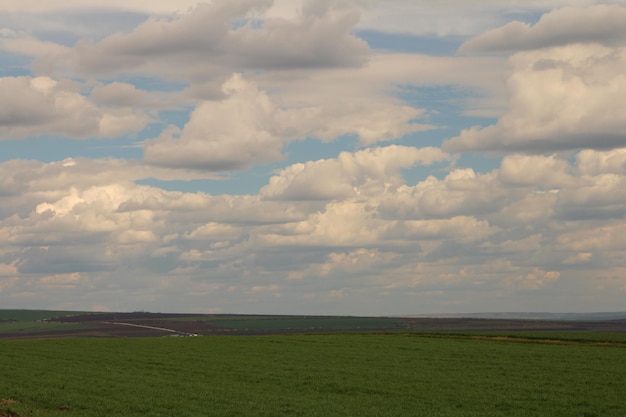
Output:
(408, 332), (626, 347)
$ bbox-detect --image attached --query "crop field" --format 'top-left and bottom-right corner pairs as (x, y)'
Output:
(3, 310), (625, 338)
(0, 310), (84, 322)
(196, 315), (401, 331)
(1, 332), (625, 417)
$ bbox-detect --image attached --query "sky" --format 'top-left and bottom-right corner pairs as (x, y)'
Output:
(1, 0), (625, 315)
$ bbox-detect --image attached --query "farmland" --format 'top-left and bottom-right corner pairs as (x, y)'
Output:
(1, 332), (625, 417)
(2, 309), (626, 339)
(1, 310), (625, 416)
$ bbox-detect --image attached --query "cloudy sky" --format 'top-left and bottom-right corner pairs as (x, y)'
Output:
(1, 0), (625, 315)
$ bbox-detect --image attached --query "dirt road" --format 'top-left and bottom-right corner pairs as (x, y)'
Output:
(102, 321), (198, 336)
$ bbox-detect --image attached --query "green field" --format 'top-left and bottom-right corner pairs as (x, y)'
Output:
(197, 315), (402, 331)
(453, 331), (626, 344)
(1, 333), (625, 417)
(0, 310), (79, 321)
(0, 310), (85, 336)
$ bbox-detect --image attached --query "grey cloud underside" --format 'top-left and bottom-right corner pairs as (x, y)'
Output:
(143, 151), (260, 172)
(460, 5), (626, 53)
(0, 78), (59, 126)
(17, 247), (113, 274)
(445, 132), (626, 153)
(74, 1), (368, 76)
(556, 205), (626, 221)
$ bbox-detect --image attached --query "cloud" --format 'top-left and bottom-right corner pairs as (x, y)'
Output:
(144, 74), (430, 171)
(90, 82), (146, 106)
(0, 0), (201, 13)
(378, 168), (503, 220)
(39, 272), (83, 287)
(259, 52), (508, 120)
(257, 153), (497, 248)
(1, 36), (71, 57)
(2, 0), (620, 28)
(357, 0), (626, 37)
(3, 1), (626, 314)
(258, 200), (391, 247)
(387, 216), (495, 243)
(0, 261), (18, 276)
(576, 148), (626, 175)
(557, 223), (626, 253)
(444, 44), (626, 152)
(2, 145), (626, 312)
(498, 154), (572, 187)
(358, 0), (510, 37)
(0, 76), (149, 139)
(459, 5), (626, 54)
(71, 0), (368, 78)
(0, 157), (219, 197)
(260, 145), (448, 201)
(555, 171), (626, 220)
(142, 74), (288, 171)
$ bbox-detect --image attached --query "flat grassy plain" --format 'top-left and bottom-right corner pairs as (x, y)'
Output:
(0, 311), (81, 322)
(0, 310), (86, 337)
(1, 333), (625, 417)
(198, 315), (400, 331)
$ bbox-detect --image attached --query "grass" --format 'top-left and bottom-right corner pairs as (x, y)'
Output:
(0, 321), (83, 334)
(0, 310), (85, 336)
(0, 310), (80, 322)
(1, 333), (625, 416)
(199, 315), (402, 331)
(464, 331), (626, 344)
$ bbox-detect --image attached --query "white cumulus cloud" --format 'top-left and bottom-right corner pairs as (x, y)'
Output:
(144, 74), (431, 170)
(444, 44), (626, 152)
(0, 76), (149, 140)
